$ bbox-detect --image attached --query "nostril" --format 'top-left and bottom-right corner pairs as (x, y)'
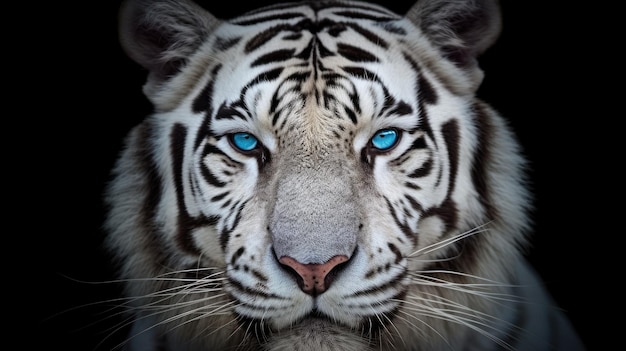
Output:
(322, 258), (349, 292)
(280, 262), (305, 290)
(278, 255), (349, 296)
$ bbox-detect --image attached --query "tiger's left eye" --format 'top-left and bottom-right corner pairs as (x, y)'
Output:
(230, 132), (259, 152)
(370, 128), (399, 151)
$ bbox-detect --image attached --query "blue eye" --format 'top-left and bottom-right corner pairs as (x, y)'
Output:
(230, 132), (259, 152)
(370, 128), (399, 150)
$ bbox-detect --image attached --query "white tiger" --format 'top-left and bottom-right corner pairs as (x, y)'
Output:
(105, 0), (587, 350)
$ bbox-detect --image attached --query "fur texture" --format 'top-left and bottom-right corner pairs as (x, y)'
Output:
(105, 1), (586, 350)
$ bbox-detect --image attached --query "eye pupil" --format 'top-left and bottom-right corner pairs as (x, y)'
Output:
(232, 132), (258, 151)
(371, 129), (398, 150)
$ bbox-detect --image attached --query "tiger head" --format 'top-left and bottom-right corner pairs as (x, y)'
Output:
(106, 0), (533, 350)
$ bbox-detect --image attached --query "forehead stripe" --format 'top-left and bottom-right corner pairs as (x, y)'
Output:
(251, 48), (297, 67)
(234, 11), (307, 26)
(345, 23), (390, 49)
(246, 67), (284, 88)
(333, 10), (397, 21)
(245, 22), (305, 53)
(336, 43), (379, 62)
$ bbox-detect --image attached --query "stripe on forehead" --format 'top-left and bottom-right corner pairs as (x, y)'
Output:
(157, 1), (406, 110)
(232, 0), (399, 25)
(185, 4), (406, 128)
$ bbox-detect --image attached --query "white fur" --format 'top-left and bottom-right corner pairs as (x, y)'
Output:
(105, 1), (586, 350)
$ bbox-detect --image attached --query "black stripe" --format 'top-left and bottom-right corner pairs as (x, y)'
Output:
(404, 181), (421, 190)
(214, 100), (248, 121)
(388, 242), (403, 264)
(314, 0), (397, 17)
(404, 194), (423, 213)
(132, 122), (168, 267)
(402, 52), (439, 105)
(228, 278), (282, 300)
(171, 124), (188, 206)
(137, 122), (162, 230)
(408, 157), (433, 178)
(219, 200), (247, 251)
(230, 246), (245, 266)
(343, 104), (358, 124)
(418, 120), (461, 237)
(333, 10), (396, 22)
(418, 74), (438, 105)
(441, 120), (460, 198)
(170, 123), (200, 255)
(214, 36), (241, 52)
(423, 198), (458, 234)
(470, 103), (498, 222)
(247, 67), (284, 87)
(346, 23), (389, 49)
(385, 197), (418, 245)
(410, 136), (427, 150)
(210, 192), (229, 202)
(417, 97), (436, 147)
(234, 12), (306, 26)
(192, 65), (218, 114)
(385, 100), (413, 117)
(356, 267), (405, 293)
(402, 52), (438, 146)
(199, 143), (227, 187)
(251, 48), (296, 67)
(295, 38), (315, 60)
(336, 43), (379, 62)
(285, 70), (310, 83)
(193, 64), (222, 150)
(245, 24), (294, 52)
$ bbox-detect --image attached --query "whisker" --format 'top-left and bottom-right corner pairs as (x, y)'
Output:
(395, 294), (518, 351)
(52, 267), (231, 350)
(378, 310), (402, 350)
(393, 309), (453, 350)
(407, 272), (525, 303)
(408, 221), (493, 258)
(405, 294), (507, 327)
(370, 307), (396, 350)
(402, 306), (512, 350)
(111, 293), (235, 350)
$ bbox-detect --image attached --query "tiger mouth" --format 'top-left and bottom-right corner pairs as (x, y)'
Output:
(243, 308), (389, 340)
(279, 320), (363, 345)
(238, 312), (384, 350)
(304, 309), (336, 323)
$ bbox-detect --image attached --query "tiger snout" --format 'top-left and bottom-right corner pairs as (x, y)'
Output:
(268, 160), (361, 295)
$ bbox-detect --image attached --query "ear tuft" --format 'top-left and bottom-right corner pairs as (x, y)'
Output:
(406, 0), (501, 71)
(118, 0), (220, 82)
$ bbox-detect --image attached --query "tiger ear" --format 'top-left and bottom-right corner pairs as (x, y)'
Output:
(118, 0), (220, 85)
(406, 0), (501, 87)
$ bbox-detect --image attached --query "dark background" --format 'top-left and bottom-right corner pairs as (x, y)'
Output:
(31, 1), (608, 350)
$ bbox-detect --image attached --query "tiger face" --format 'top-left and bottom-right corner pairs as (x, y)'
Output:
(105, 1), (584, 350)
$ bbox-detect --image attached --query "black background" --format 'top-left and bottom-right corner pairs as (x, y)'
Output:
(31, 1), (609, 350)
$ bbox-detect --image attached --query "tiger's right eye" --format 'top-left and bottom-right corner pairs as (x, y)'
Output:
(370, 128), (399, 151)
(229, 132), (259, 152)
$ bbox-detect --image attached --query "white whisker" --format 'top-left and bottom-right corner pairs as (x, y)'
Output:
(407, 272), (525, 304)
(395, 293), (518, 351)
(393, 309), (453, 350)
(403, 306), (511, 350)
(408, 222), (493, 258)
(109, 293), (235, 350)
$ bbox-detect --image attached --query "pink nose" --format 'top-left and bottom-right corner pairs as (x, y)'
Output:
(279, 255), (349, 295)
